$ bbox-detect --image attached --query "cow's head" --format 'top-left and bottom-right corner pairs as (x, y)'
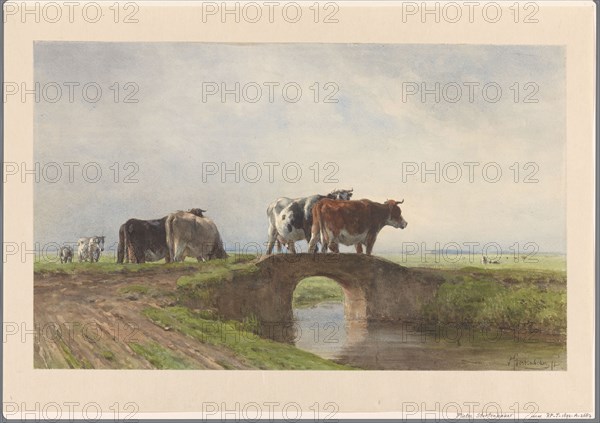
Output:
(188, 208), (206, 217)
(278, 202), (304, 237)
(93, 236), (105, 251)
(385, 199), (408, 229)
(327, 188), (353, 201)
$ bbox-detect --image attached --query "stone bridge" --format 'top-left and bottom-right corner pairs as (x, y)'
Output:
(209, 254), (445, 341)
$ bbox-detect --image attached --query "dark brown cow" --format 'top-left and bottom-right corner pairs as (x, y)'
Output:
(307, 199), (407, 255)
(116, 208), (206, 264)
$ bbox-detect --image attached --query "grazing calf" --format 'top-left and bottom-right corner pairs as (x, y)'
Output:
(266, 188), (354, 254)
(308, 198), (407, 255)
(58, 246), (73, 263)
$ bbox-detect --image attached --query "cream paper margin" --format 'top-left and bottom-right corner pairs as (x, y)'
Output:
(3, 0), (596, 417)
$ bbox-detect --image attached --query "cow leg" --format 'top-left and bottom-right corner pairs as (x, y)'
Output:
(308, 235), (319, 253)
(320, 231), (331, 253)
(356, 243), (363, 254)
(266, 225), (277, 255)
(287, 242), (296, 254)
(365, 233), (378, 256)
(328, 241), (339, 253)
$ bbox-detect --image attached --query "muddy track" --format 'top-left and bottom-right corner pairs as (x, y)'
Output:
(34, 269), (253, 369)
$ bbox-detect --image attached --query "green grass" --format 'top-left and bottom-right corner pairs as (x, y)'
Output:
(293, 277), (344, 308)
(101, 350), (115, 361)
(422, 276), (566, 334)
(128, 341), (195, 369)
(143, 306), (353, 370)
(176, 257), (259, 288)
(34, 253), (258, 276)
(56, 337), (92, 369)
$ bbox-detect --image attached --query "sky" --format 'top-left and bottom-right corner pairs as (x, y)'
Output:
(34, 42), (566, 255)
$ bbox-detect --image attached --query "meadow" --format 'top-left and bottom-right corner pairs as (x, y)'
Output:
(34, 252), (566, 369)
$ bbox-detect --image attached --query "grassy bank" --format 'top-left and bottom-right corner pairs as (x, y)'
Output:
(143, 306), (352, 370)
(34, 253), (258, 276)
(422, 276), (566, 334)
(35, 252), (567, 369)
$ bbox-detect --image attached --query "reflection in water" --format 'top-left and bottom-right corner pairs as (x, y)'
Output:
(294, 302), (566, 370)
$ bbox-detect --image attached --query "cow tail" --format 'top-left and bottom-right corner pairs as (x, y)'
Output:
(166, 216), (176, 262)
(308, 205), (321, 253)
(117, 225), (125, 263)
(318, 206), (328, 253)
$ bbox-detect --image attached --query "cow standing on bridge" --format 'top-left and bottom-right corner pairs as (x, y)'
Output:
(117, 208), (206, 264)
(165, 210), (227, 262)
(77, 236), (105, 262)
(308, 199), (407, 255)
(266, 188), (354, 254)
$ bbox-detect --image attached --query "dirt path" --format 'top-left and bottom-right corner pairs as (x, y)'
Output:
(34, 269), (253, 369)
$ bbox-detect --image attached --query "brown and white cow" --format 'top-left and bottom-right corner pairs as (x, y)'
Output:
(307, 199), (407, 255)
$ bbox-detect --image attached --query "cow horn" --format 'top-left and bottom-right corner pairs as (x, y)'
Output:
(396, 199), (404, 204)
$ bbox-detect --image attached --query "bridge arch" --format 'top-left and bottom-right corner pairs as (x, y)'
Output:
(291, 273), (367, 322)
(212, 253), (442, 342)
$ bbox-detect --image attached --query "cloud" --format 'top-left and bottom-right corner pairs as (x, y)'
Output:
(34, 42), (566, 253)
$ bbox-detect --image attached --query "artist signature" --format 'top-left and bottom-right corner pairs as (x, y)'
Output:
(507, 353), (561, 370)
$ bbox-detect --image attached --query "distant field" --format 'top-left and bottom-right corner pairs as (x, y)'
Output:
(293, 277), (344, 308)
(384, 253), (566, 272)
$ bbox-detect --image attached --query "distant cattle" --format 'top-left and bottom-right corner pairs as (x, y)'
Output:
(77, 236), (105, 262)
(482, 256), (501, 265)
(117, 209), (206, 264)
(88, 239), (102, 263)
(165, 211), (227, 262)
(308, 198), (407, 255)
(58, 246), (73, 263)
(266, 188), (354, 254)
